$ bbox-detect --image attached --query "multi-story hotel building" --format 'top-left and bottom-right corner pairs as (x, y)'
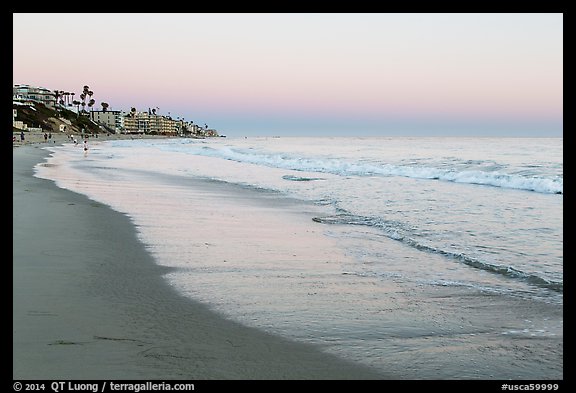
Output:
(122, 111), (180, 135)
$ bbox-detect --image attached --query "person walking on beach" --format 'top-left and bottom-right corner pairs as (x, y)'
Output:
(83, 140), (88, 153)
(20, 131), (25, 142)
(44, 133), (48, 142)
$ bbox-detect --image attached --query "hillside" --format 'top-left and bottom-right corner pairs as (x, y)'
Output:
(13, 103), (103, 135)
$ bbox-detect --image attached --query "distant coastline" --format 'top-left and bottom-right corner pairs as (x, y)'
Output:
(13, 83), (221, 138)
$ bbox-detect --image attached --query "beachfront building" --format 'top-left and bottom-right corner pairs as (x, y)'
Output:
(13, 84), (56, 108)
(122, 110), (179, 135)
(13, 108), (27, 130)
(149, 113), (179, 135)
(205, 129), (219, 137)
(123, 112), (146, 134)
(90, 110), (125, 133)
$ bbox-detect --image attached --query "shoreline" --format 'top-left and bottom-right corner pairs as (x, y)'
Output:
(13, 144), (389, 380)
(12, 130), (180, 148)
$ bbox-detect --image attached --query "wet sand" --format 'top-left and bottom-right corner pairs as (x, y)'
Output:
(13, 144), (389, 380)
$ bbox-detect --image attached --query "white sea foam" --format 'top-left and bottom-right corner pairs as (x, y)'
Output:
(152, 142), (563, 194)
(33, 136), (563, 379)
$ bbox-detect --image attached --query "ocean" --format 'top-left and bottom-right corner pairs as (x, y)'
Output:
(34, 136), (563, 379)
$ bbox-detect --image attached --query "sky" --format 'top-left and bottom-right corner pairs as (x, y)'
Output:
(13, 13), (563, 137)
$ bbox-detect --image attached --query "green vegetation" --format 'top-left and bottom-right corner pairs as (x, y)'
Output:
(13, 102), (101, 134)
(14, 83), (220, 137)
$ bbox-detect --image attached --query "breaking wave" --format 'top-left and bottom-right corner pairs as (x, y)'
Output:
(179, 145), (563, 195)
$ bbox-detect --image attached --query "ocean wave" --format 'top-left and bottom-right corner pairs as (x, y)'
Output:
(312, 212), (563, 293)
(181, 145), (563, 195)
(282, 175), (326, 182)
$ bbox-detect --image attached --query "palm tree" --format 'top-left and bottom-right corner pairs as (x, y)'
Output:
(88, 99), (95, 112)
(54, 90), (61, 108)
(79, 86), (90, 114)
(71, 92), (75, 107)
(101, 102), (109, 112)
(73, 100), (81, 116)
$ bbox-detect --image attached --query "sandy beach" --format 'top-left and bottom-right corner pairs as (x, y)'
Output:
(13, 144), (388, 380)
(12, 130), (173, 147)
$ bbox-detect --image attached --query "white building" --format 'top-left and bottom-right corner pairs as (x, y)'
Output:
(90, 110), (125, 133)
(13, 84), (56, 108)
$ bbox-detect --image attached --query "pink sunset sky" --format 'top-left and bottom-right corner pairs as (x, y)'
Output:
(13, 13), (562, 136)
